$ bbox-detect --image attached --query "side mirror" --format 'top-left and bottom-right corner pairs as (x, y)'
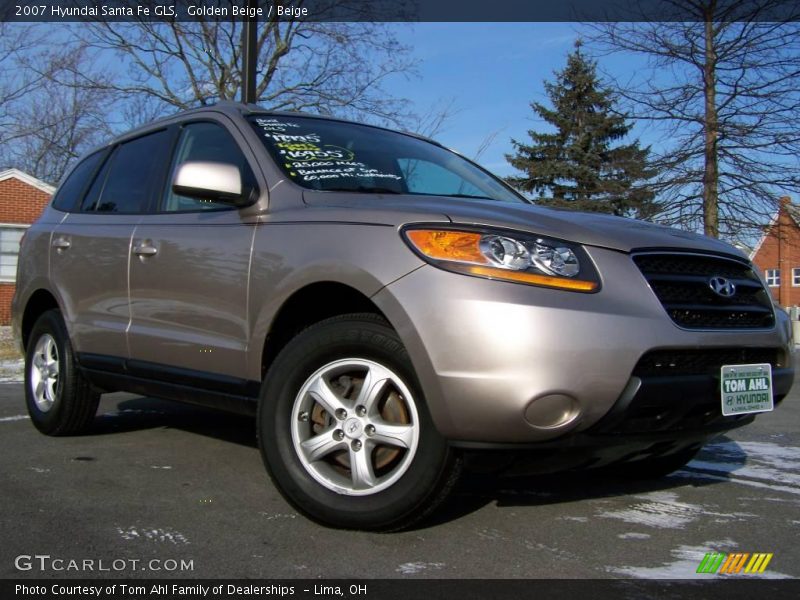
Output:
(172, 161), (247, 205)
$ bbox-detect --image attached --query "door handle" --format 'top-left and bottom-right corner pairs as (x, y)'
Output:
(52, 238), (71, 250)
(133, 243), (158, 257)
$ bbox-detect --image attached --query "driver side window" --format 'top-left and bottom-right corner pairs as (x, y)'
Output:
(163, 122), (255, 212)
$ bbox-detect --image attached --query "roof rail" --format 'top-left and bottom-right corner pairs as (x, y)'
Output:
(213, 99), (261, 111)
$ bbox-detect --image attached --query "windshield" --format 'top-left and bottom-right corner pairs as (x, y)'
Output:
(248, 115), (526, 203)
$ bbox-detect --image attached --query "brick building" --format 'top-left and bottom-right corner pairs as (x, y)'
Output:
(751, 196), (800, 308)
(0, 169), (54, 325)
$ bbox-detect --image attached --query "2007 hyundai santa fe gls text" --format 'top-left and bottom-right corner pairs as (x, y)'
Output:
(12, 102), (794, 530)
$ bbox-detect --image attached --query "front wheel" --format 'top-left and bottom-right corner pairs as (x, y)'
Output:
(258, 313), (461, 531)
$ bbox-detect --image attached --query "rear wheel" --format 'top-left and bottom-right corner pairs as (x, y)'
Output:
(258, 313), (461, 530)
(25, 310), (100, 436)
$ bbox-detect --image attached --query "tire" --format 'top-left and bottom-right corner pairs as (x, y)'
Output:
(258, 313), (462, 531)
(24, 309), (100, 436)
(615, 445), (701, 479)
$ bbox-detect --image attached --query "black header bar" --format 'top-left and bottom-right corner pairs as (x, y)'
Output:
(4, 579), (800, 600)
(3, 0), (800, 23)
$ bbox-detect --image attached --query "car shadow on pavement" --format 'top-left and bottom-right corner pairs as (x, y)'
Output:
(87, 397), (751, 529)
(91, 395), (258, 448)
(420, 437), (748, 528)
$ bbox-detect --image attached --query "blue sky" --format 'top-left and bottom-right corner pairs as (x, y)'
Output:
(383, 23), (655, 178)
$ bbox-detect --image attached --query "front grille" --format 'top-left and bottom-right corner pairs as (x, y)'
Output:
(633, 252), (775, 329)
(633, 348), (782, 377)
(597, 399), (754, 435)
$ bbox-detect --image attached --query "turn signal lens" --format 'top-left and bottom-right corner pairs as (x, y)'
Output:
(405, 230), (488, 264)
(467, 266), (598, 292)
(403, 227), (599, 293)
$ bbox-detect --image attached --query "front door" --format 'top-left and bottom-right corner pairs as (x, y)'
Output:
(126, 120), (260, 386)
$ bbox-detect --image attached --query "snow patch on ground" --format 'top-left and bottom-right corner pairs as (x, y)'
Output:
(522, 541), (582, 562)
(260, 513), (297, 521)
(476, 528), (505, 541)
(598, 492), (703, 529)
(598, 491), (754, 529)
(618, 532), (651, 540)
(396, 562), (445, 575)
(677, 440), (800, 496)
(0, 358), (24, 383)
(116, 526), (189, 545)
(0, 327), (22, 381)
(739, 495), (800, 505)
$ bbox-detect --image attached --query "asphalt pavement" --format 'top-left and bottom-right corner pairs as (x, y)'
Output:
(1, 360), (799, 580)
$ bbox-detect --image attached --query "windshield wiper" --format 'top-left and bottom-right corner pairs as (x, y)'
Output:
(324, 186), (403, 194)
(426, 192), (497, 201)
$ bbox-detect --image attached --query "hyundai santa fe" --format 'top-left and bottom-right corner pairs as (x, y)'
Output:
(12, 101), (794, 530)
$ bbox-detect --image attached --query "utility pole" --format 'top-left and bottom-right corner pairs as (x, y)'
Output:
(241, 0), (258, 104)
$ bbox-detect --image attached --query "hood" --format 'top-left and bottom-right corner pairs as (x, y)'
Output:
(302, 192), (745, 258)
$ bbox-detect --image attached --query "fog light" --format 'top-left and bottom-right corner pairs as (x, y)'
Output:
(524, 394), (579, 429)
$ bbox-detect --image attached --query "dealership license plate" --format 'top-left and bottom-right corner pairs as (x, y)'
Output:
(720, 363), (774, 416)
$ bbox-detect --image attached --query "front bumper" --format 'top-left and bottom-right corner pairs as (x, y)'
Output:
(590, 366), (793, 436)
(372, 245), (794, 443)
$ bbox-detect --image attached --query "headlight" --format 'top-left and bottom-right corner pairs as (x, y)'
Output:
(403, 226), (600, 292)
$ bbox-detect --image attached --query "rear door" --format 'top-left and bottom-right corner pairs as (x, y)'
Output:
(50, 129), (172, 360)
(126, 119), (260, 387)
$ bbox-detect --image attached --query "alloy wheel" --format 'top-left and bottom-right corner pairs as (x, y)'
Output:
(30, 333), (60, 412)
(290, 358), (420, 496)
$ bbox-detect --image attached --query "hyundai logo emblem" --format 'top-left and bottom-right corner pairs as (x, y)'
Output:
(709, 276), (736, 298)
(343, 417), (363, 439)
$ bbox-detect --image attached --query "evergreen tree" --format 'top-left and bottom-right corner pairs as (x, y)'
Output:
(506, 41), (657, 218)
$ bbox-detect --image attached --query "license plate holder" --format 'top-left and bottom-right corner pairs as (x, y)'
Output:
(720, 363), (773, 416)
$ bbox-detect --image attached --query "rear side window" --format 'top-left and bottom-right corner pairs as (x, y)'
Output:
(80, 151), (113, 212)
(51, 150), (105, 212)
(83, 129), (172, 213)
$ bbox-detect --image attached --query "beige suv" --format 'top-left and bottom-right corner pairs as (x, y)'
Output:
(13, 102), (794, 530)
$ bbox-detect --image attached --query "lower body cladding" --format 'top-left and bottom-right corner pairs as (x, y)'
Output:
(372, 245), (794, 465)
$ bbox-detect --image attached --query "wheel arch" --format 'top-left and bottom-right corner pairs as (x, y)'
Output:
(256, 281), (393, 381)
(20, 288), (62, 352)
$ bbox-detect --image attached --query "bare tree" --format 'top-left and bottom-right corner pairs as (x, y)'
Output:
(587, 0), (800, 240)
(7, 70), (115, 183)
(473, 129), (502, 162)
(63, 1), (418, 128)
(1, 38), (115, 184)
(0, 24), (50, 149)
(2, 3), (444, 183)
(405, 98), (458, 138)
